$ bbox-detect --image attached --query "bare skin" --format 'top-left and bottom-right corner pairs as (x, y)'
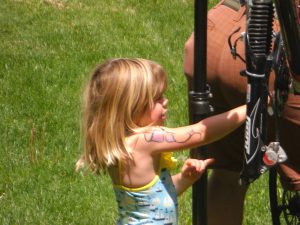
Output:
(108, 100), (246, 196)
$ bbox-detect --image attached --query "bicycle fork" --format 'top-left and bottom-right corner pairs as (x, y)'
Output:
(240, 0), (287, 185)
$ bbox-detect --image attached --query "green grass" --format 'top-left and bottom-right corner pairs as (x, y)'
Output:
(0, 0), (274, 224)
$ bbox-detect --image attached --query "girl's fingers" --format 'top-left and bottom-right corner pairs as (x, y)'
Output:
(187, 160), (204, 173)
(204, 158), (215, 167)
(190, 158), (215, 172)
(183, 160), (195, 171)
(183, 158), (215, 175)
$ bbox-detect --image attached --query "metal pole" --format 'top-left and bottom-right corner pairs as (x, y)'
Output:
(193, 0), (207, 92)
(190, 0), (210, 225)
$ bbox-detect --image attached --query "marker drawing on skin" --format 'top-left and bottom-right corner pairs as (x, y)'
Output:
(144, 128), (202, 143)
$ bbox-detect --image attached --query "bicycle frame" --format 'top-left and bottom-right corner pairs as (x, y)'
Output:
(239, 0), (300, 184)
(190, 0), (300, 224)
(240, 0), (275, 184)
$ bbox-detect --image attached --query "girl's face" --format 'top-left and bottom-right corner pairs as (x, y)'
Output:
(139, 96), (168, 126)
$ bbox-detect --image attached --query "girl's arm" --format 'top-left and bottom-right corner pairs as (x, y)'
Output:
(137, 105), (246, 153)
(172, 158), (214, 195)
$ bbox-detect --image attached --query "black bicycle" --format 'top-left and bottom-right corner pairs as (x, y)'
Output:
(190, 0), (300, 224)
(240, 1), (300, 224)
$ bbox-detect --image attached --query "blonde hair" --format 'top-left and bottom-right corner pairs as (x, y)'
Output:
(83, 58), (167, 171)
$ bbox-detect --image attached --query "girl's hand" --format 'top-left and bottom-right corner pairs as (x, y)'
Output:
(181, 158), (215, 182)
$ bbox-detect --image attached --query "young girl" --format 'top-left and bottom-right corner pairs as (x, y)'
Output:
(81, 58), (246, 225)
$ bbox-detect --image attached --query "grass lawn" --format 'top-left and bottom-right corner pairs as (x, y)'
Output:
(1, 0), (274, 224)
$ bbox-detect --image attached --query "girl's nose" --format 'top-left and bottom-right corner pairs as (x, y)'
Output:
(162, 98), (168, 108)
